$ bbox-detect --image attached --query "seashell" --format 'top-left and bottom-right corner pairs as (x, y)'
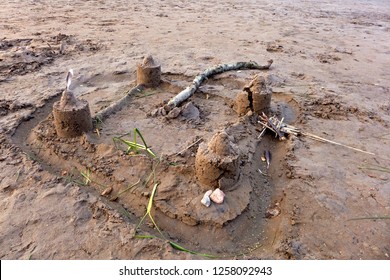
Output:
(265, 202), (281, 218)
(210, 188), (225, 204)
(201, 190), (212, 207)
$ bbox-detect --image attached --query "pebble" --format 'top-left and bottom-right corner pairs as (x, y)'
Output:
(101, 186), (113, 196)
(167, 107), (181, 119)
(201, 190), (212, 207)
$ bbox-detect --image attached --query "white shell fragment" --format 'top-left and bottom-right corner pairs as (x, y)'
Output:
(201, 190), (213, 207)
(210, 188), (225, 204)
(265, 202), (281, 218)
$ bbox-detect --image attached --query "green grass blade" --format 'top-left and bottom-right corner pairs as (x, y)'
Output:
(134, 128), (148, 148)
(133, 161), (217, 258)
(358, 164), (390, 173)
(133, 128), (138, 152)
(117, 178), (141, 197)
(136, 213), (148, 231)
(347, 216), (390, 221)
(169, 241), (218, 258)
(114, 138), (146, 149)
(147, 183), (159, 213)
(80, 169), (91, 185)
(135, 128), (156, 157)
(149, 213), (165, 239)
(146, 148), (157, 158)
(113, 131), (156, 158)
(135, 235), (157, 239)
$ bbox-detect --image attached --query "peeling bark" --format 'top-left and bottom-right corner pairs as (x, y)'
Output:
(164, 59), (273, 111)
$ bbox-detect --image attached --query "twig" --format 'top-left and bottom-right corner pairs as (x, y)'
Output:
(164, 60), (273, 111)
(257, 127), (267, 139)
(301, 132), (375, 156)
(258, 113), (375, 156)
(94, 85), (144, 121)
(175, 138), (203, 156)
(260, 113), (286, 140)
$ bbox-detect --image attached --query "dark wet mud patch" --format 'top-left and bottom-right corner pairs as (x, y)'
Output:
(0, 34), (103, 80)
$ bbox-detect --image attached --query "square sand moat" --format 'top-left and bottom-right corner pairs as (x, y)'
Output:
(17, 73), (294, 254)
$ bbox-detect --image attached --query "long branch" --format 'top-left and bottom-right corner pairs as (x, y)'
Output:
(164, 59), (273, 111)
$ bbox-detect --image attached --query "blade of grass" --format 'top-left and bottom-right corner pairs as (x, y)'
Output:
(169, 241), (218, 258)
(134, 181), (218, 258)
(117, 178), (141, 196)
(14, 168), (22, 183)
(114, 138), (147, 150)
(134, 128), (156, 158)
(135, 235), (158, 239)
(347, 216), (390, 221)
(147, 183), (158, 212)
(134, 128), (147, 149)
(135, 183), (160, 234)
(358, 164), (390, 173)
(136, 212), (149, 232)
(78, 168), (111, 190)
(80, 169), (91, 185)
(113, 129), (156, 158)
(145, 183), (165, 238)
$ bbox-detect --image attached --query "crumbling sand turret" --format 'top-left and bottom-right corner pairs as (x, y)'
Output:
(137, 55), (161, 88)
(195, 130), (240, 192)
(234, 74), (272, 116)
(53, 89), (93, 138)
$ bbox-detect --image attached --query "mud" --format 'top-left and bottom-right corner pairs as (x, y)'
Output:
(11, 71), (291, 256)
(1, 0), (389, 260)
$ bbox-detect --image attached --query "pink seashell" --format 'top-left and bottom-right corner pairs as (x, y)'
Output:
(210, 188), (225, 204)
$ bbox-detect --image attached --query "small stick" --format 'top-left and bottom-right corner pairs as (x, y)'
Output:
(257, 127), (267, 139)
(302, 132), (375, 156)
(259, 114), (375, 155)
(261, 113), (285, 140)
(94, 84), (144, 122)
(176, 138), (203, 156)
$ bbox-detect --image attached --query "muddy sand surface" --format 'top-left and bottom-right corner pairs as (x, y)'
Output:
(1, 0), (389, 259)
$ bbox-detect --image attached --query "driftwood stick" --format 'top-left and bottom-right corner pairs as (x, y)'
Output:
(164, 60), (273, 111)
(93, 85), (144, 122)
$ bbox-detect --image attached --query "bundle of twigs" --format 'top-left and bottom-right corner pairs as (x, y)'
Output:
(258, 113), (375, 156)
(164, 59), (273, 112)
